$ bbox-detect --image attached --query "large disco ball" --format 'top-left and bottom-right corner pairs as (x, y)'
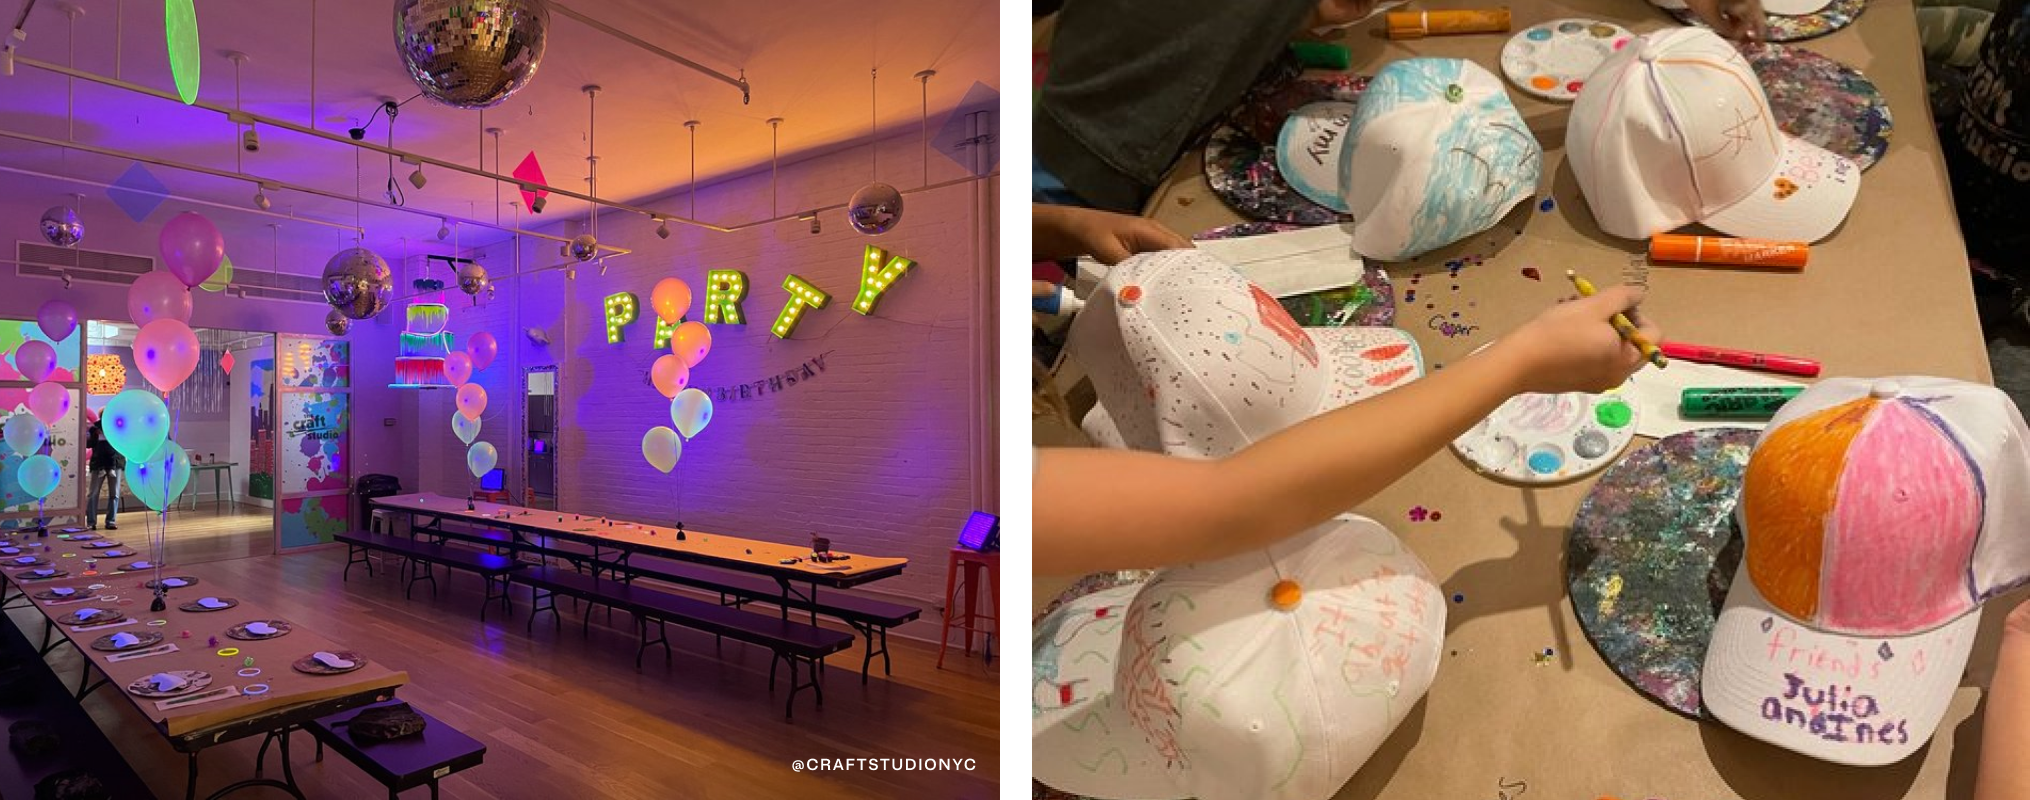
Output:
(325, 308), (353, 336)
(457, 262), (490, 296)
(322, 247), (393, 321)
(40, 206), (82, 247)
(568, 234), (598, 262)
(847, 183), (904, 235)
(395, 0), (550, 109)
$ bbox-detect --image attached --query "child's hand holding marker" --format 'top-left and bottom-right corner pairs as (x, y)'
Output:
(1490, 279), (1663, 395)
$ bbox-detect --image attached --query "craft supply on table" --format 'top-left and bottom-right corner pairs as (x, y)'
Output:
(1624, 360), (1807, 437)
(1568, 270), (1666, 367)
(145, 576), (198, 589)
(1680, 386), (1805, 418)
(1743, 42), (1893, 169)
(1500, 19), (1633, 101)
(127, 670), (214, 699)
(1288, 41), (1351, 69)
(107, 643), (180, 663)
(1567, 427), (1755, 718)
(293, 650), (367, 675)
(1452, 380), (1641, 483)
(1386, 7), (1512, 39)
(1648, 234), (1809, 268)
(177, 596), (239, 613)
(226, 620), (293, 641)
(1658, 341), (1820, 377)
(152, 685), (239, 711)
(91, 630), (164, 652)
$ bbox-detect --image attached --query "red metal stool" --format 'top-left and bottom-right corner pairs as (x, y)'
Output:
(936, 547), (999, 669)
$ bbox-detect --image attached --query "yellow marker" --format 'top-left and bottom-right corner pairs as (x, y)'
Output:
(1566, 270), (1666, 368)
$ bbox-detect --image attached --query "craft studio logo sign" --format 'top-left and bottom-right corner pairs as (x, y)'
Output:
(289, 413), (339, 441)
(600, 245), (918, 345)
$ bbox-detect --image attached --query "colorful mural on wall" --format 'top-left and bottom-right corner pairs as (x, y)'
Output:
(275, 335), (347, 550)
(278, 494), (348, 548)
(249, 358), (274, 500)
(281, 392), (349, 494)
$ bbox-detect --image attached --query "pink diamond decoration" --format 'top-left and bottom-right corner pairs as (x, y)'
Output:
(514, 152), (548, 212)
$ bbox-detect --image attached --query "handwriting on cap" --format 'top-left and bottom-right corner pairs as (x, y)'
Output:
(1760, 673), (1908, 746)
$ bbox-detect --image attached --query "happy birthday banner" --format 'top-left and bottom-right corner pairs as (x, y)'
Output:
(681, 351), (835, 403)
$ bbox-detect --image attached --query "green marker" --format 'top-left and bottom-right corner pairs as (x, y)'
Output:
(1680, 386), (1804, 419)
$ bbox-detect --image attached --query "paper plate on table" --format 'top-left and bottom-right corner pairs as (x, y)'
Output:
(0, 547), (21, 556)
(35, 587), (93, 602)
(6, 556), (49, 567)
(68, 533), (98, 541)
(1501, 19), (1635, 101)
(116, 560), (160, 571)
(99, 550), (135, 559)
(127, 670), (212, 698)
(1665, 0), (1865, 42)
(1743, 42), (1892, 169)
(91, 629), (163, 652)
(292, 650), (366, 675)
(1452, 378), (1641, 483)
(20, 569), (67, 581)
(145, 576), (199, 590)
(81, 541), (122, 549)
(226, 619), (293, 641)
(62, 607), (122, 626)
(177, 597), (238, 613)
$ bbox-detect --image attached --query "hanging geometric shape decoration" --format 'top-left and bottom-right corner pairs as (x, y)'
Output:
(393, 302), (456, 388)
(322, 247), (394, 321)
(165, 0), (202, 105)
(86, 354), (126, 396)
(513, 152), (548, 211)
(220, 349), (235, 376)
(107, 163), (170, 223)
(395, 0), (551, 109)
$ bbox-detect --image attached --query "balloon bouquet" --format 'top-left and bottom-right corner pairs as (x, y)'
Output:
(641, 279), (715, 530)
(444, 331), (500, 509)
(101, 211), (223, 610)
(8, 299), (77, 535)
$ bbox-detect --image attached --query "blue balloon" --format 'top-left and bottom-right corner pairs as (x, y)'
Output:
(3, 415), (47, 455)
(104, 389), (170, 462)
(125, 441), (191, 512)
(16, 454), (61, 500)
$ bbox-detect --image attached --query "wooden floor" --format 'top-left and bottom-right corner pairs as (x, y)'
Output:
(8, 548), (1000, 799)
(73, 501), (270, 565)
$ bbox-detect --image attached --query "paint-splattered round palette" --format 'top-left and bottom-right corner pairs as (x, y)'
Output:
(1204, 70), (1370, 225)
(1451, 380), (1641, 483)
(1666, 0), (1866, 42)
(1567, 427), (1755, 718)
(1501, 19), (1634, 101)
(1744, 43), (1893, 169)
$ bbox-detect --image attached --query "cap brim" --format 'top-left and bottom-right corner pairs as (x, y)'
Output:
(1763, 0), (1835, 16)
(1700, 564), (1974, 766)
(1702, 135), (1860, 244)
(1033, 583), (1187, 800)
(1312, 326), (1424, 412)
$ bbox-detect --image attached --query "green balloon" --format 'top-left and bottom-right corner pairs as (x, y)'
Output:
(17, 454), (61, 500)
(3, 415), (47, 455)
(125, 441), (191, 512)
(104, 389), (170, 462)
(466, 441), (498, 479)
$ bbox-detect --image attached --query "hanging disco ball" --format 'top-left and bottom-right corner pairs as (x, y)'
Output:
(848, 183), (904, 235)
(568, 234), (599, 262)
(325, 308), (353, 336)
(457, 262), (490, 296)
(395, 0), (551, 109)
(40, 206), (83, 247)
(322, 247), (393, 321)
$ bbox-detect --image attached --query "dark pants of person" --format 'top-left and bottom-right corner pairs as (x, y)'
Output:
(86, 469), (120, 527)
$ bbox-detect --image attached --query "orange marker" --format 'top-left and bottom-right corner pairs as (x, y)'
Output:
(1386, 8), (1512, 39)
(1649, 234), (1809, 269)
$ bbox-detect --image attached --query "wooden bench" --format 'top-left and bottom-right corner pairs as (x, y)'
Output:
(302, 700), (486, 800)
(620, 556), (921, 683)
(513, 566), (853, 719)
(334, 531), (524, 621)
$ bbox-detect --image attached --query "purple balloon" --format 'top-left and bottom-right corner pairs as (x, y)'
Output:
(158, 212), (225, 289)
(13, 340), (56, 383)
(35, 299), (77, 342)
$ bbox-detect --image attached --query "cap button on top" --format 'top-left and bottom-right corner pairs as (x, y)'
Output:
(1638, 40), (1664, 63)
(1270, 579), (1303, 611)
(1443, 84), (1464, 103)
(1871, 381), (1902, 399)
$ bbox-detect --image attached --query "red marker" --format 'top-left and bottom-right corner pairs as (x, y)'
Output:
(1659, 342), (1821, 377)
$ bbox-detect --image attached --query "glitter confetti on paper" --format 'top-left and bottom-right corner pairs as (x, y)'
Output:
(1522, 267), (1541, 281)
(1539, 197), (1556, 212)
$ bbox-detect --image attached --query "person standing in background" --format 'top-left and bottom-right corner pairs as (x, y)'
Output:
(1941, 0), (2030, 332)
(84, 419), (122, 531)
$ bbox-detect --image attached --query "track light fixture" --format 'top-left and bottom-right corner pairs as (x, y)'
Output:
(409, 164), (427, 190)
(437, 220), (452, 241)
(253, 185), (270, 210)
(654, 217), (670, 239)
(525, 184), (547, 214)
(800, 213), (821, 235)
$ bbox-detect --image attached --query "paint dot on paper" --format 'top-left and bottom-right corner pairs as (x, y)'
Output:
(1595, 400), (1633, 429)
(1526, 444), (1566, 474)
(1566, 81), (1584, 93)
(1531, 75), (1557, 90)
(1537, 198), (1555, 212)
(1527, 27), (1553, 40)
(1573, 429), (1611, 458)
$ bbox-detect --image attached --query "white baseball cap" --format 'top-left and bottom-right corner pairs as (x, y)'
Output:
(1702, 376), (2030, 765)
(1033, 516), (1447, 800)
(1337, 58), (1543, 262)
(1065, 249), (1423, 459)
(1567, 27), (1860, 243)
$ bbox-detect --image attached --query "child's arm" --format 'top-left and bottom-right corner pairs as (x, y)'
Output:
(1682, 0), (1768, 40)
(1033, 204), (1193, 265)
(1977, 601), (2030, 800)
(1035, 287), (1657, 575)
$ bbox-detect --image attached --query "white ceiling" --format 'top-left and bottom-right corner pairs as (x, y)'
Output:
(0, 0), (998, 271)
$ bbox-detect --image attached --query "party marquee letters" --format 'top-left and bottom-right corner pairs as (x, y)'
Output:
(603, 245), (916, 344)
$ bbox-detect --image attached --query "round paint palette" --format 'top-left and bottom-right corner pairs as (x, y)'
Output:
(1500, 19), (1634, 101)
(1451, 380), (1641, 483)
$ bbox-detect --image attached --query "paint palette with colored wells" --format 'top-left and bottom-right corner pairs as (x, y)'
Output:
(1452, 382), (1641, 483)
(1500, 19), (1634, 102)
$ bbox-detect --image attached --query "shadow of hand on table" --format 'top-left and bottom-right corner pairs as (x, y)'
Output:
(1435, 486), (1584, 670)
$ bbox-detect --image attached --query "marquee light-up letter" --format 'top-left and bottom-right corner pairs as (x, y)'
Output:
(772, 275), (831, 339)
(705, 270), (748, 325)
(854, 246), (916, 315)
(604, 292), (638, 344)
(654, 317), (680, 350)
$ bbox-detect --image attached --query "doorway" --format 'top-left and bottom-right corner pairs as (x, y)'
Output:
(524, 366), (557, 509)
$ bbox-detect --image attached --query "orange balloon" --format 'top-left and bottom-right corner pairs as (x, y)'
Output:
(672, 321), (712, 367)
(651, 278), (693, 325)
(650, 354), (690, 398)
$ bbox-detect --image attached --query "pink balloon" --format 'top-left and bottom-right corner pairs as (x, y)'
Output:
(651, 278), (693, 325)
(27, 382), (69, 426)
(467, 332), (498, 371)
(456, 382), (488, 421)
(128, 271), (194, 325)
(672, 321), (712, 368)
(443, 351), (474, 386)
(133, 318), (200, 393)
(36, 300), (78, 342)
(650, 354), (690, 398)
(13, 340), (56, 383)
(158, 212), (225, 288)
